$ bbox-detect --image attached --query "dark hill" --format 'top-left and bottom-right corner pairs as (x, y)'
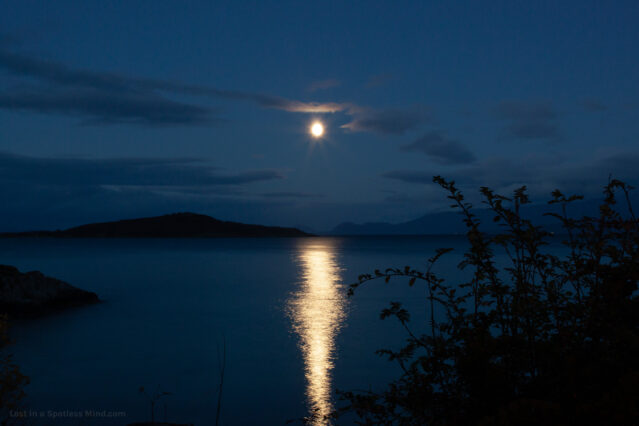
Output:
(1, 213), (310, 238)
(331, 199), (609, 235)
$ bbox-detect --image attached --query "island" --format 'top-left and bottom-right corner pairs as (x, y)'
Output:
(0, 212), (311, 238)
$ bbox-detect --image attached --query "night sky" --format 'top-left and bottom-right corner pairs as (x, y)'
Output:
(1, 1), (638, 232)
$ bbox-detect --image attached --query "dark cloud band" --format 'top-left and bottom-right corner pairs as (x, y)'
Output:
(0, 152), (283, 186)
(0, 46), (425, 134)
(401, 131), (476, 164)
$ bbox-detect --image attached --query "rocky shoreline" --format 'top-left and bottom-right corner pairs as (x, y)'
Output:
(0, 265), (99, 318)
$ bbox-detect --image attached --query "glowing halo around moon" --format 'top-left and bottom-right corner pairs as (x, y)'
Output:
(310, 121), (325, 138)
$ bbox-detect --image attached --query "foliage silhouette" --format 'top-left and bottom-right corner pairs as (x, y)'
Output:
(338, 177), (639, 425)
(0, 315), (28, 426)
(138, 385), (171, 424)
(215, 334), (226, 426)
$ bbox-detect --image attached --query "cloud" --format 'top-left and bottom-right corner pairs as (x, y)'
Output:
(307, 79), (341, 92)
(495, 101), (555, 121)
(247, 95), (346, 113)
(258, 191), (324, 199)
(341, 107), (426, 135)
(0, 152), (347, 232)
(177, 86), (348, 113)
(365, 73), (393, 88)
(0, 151), (295, 231)
(0, 46), (351, 124)
(0, 87), (212, 125)
(0, 45), (427, 134)
(400, 131), (476, 164)
(383, 156), (553, 189)
(0, 48), (219, 125)
(0, 177), (429, 233)
(382, 170), (434, 184)
(504, 122), (559, 140)
(579, 97), (607, 112)
(495, 100), (560, 141)
(0, 152), (283, 186)
(383, 151), (639, 201)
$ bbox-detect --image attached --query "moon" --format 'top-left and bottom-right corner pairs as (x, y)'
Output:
(310, 121), (324, 138)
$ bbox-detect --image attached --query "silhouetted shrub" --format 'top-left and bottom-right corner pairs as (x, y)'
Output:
(339, 177), (639, 425)
(0, 315), (28, 425)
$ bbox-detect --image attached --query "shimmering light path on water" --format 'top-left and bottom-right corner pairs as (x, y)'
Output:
(288, 239), (347, 424)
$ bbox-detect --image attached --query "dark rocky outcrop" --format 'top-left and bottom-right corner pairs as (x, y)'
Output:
(0, 265), (99, 318)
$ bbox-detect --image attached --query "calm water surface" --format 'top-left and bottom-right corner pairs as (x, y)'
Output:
(1, 236), (473, 425)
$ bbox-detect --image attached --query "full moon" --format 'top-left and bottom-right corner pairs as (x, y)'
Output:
(310, 121), (324, 138)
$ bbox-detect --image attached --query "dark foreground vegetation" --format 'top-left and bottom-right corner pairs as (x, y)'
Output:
(0, 213), (310, 238)
(0, 314), (29, 425)
(338, 178), (639, 425)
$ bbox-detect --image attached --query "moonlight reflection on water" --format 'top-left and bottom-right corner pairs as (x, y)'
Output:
(289, 239), (347, 424)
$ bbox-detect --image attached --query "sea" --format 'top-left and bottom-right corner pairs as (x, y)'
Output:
(1, 236), (511, 425)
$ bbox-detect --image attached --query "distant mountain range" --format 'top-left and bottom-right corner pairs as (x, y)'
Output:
(331, 199), (609, 235)
(0, 213), (310, 238)
(1, 196), (634, 238)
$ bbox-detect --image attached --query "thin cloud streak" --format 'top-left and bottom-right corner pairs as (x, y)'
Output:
(0, 47), (347, 123)
(579, 97), (607, 112)
(259, 191), (324, 199)
(0, 46), (425, 133)
(495, 100), (560, 141)
(401, 131), (476, 164)
(341, 106), (427, 135)
(383, 151), (639, 199)
(365, 73), (393, 88)
(307, 79), (341, 92)
(0, 87), (212, 125)
(0, 152), (283, 186)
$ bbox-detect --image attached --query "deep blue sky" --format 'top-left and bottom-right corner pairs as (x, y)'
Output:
(1, 0), (638, 231)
